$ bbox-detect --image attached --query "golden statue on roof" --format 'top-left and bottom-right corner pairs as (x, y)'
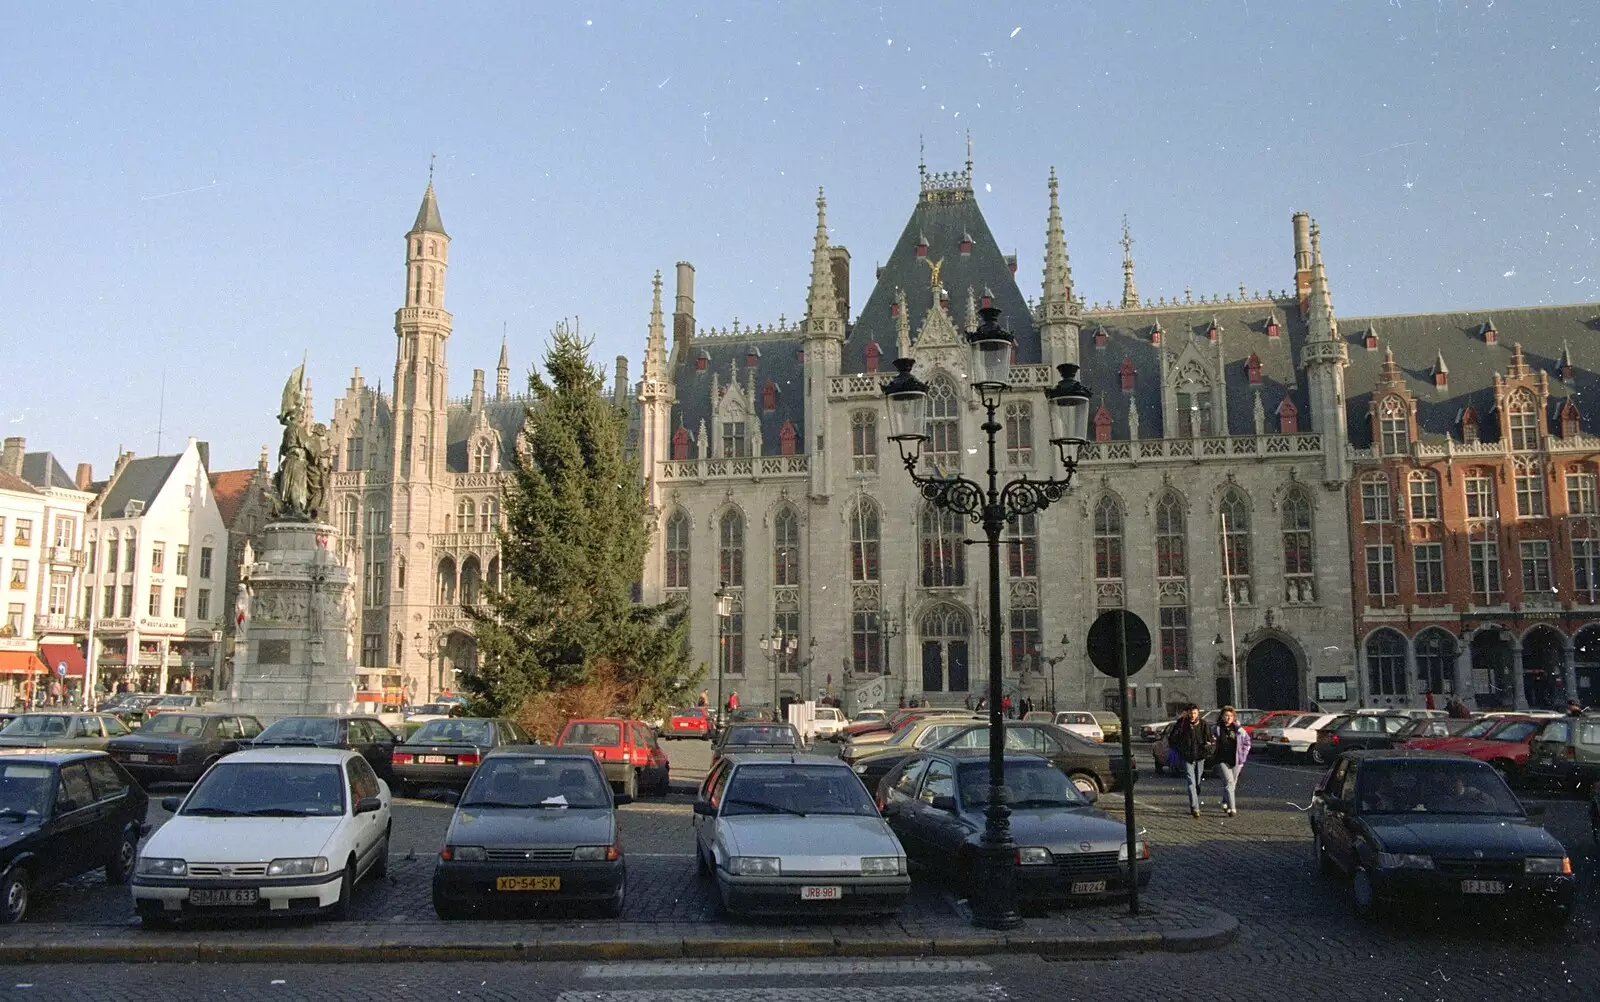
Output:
(924, 256), (944, 301)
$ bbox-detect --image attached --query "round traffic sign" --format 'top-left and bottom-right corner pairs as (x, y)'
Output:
(55, 662), (68, 677)
(1085, 610), (1152, 678)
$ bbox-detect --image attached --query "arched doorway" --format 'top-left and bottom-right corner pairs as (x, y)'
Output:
(1470, 628), (1514, 709)
(1244, 638), (1301, 710)
(440, 631), (477, 693)
(1521, 626), (1566, 710)
(919, 604), (971, 694)
(1575, 625), (1600, 707)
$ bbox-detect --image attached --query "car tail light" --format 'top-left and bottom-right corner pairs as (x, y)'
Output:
(1566, 746), (1576, 760)
(457, 753), (481, 767)
(392, 752), (414, 765)
(1329, 734), (1340, 744)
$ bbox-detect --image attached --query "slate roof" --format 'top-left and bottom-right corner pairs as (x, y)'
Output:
(20, 452), (74, 490)
(208, 469), (260, 528)
(410, 183), (447, 237)
(0, 470), (39, 496)
(98, 455), (181, 518)
(669, 334), (806, 457)
(846, 182), (1039, 371)
(1338, 303), (1600, 448)
(444, 399), (530, 472)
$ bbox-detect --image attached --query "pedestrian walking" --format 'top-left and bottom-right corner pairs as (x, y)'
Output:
(1167, 704), (1215, 818)
(1424, 691), (1436, 711)
(1210, 705), (1252, 817)
(1002, 695), (1013, 719)
(727, 690), (739, 713)
(697, 689), (708, 708)
(1567, 699), (1584, 717)
(1447, 697), (1473, 719)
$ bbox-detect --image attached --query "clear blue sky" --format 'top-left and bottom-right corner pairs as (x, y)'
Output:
(4, 2), (1595, 472)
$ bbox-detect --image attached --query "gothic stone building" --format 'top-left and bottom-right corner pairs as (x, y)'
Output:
(634, 165), (1361, 721)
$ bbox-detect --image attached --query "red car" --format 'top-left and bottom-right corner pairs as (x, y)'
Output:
(1444, 717), (1546, 780)
(556, 718), (670, 799)
(1243, 710), (1302, 735)
(1402, 715), (1527, 752)
(666, 706), (712, 740)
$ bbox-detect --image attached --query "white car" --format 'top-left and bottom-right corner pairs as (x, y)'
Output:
(1266, 713), (1340, 757)
(132, 747), (392, 926)
(1052, 711), (1105, 742)
(810, 707), (846, 740)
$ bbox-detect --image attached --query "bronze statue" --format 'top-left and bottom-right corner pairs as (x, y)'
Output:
(272, 362), (333, 522)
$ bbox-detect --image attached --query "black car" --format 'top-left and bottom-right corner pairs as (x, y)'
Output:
(0, 750), (150, 922)
(711, 722), (802, 763)
(0, 712), (134, 749)
(1310, 713), (1412, 765)
(253, 715), (401, 784)
(432, 747), (627, 918)
(878, 749), (1150, 908)
(1311, 750), (1576, 925)
(854, 721), (1132, 796)
(105, 712), (264, 784)
(391, 717), (530, 793)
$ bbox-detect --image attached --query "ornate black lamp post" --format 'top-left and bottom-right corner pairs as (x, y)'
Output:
(882, 306), (1091, 930)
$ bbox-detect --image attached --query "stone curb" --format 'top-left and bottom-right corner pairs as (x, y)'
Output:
(0, 908), (1238, 964)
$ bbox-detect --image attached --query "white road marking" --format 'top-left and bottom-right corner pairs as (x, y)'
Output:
(559, 986), (1005, 1002)
(582, 960), (992, 979)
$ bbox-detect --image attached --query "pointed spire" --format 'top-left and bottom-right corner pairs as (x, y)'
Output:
(496, 329), (511, 401)
(805, 187), (841, 337)
(1120, 215), (1140, 309)
(1041, 167), (1074, 308)
(895, 287), (912, 356)
(1306, 222), (1337, 343)
(409, 177), (447, 237)
(965, 286), (978, 332)
(1433, 349), (1449, 375)
(643, 269), (668, 383)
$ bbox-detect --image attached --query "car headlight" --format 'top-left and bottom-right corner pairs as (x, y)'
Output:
(137, 857), (187, 877)
(1015, 847), (1054, 866)
(853, 762), (870, 774)
(267, 856), (330, 877)
(573, 845), (621, 862)
(1377, 852), (1434, 870)
(860, 855), (903, 876)
(1525, 856), (1572, 875)
(1117, 840), (1151, 862)
(442, 845), (486, 862)
(731, 856), (781, 876)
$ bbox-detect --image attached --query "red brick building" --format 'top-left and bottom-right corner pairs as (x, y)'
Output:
(1346, 311), (1600, 711)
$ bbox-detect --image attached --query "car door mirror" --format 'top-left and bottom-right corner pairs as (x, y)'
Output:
(161, 796), (182, 813)
(692, 800), (715, 817)
(879, 800), (901, 817)
(931, 795), (957, 813)
(1079, 786), (1099, 805)
(1322, 795), (1347, 813)
(354, 795), (383, 815)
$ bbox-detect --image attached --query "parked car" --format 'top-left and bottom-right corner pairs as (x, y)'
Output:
(0, 750), (149, 923)
(693, 753), (909, 917)
(254, 715), (401, 785)
(1310, 750), (1574, 925)
(1310, 713), (1412, 765)
(850, 709), (887, 727)
(1243, 709), (1304, 735)
(106, 713), (263, 784)
(556, 718), (669, 799)
(1401, 714), (1504, 751)
(844, 708), (971, 748)
(1051, 711), (1105, 743)
(1089, 711), (1122, 742)
(1443, 717), (1545, 782)
(142, 694), (208, 720)
(712, 722), (804, 764)
(0, 713), (16, 733)
(841, 715), (983, 767)
(1260, 713), (1340, 759)
(0, 712), (133, 750)
(391, 717), (530, 794)
(809, 707), (847, 740)
(921, 721), (1133, 796)
(664, 707), (713, 741)
(431, 746), (627, 919)
(1526, 715), (1600, 793)
(878, 749), (1150, 908)
(132, 746), (391, 926)
(1395, 717), (1480, 744)
(99, 693), (161, 727)
(405, 702), (467, 724)
(1021, 711), (1054, 724)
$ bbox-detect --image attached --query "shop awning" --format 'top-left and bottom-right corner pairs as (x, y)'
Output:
(38, 643), (86, 679)
(0, 651), (46, 675)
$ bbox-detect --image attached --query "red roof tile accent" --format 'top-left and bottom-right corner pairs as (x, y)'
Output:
(208, 469), (260, 528)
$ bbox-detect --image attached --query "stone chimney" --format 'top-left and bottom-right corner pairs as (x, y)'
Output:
(673, 261), (696, 347)
(74, 463), (93, 491)
(470, 369), (485, 409)
(1292, 211), (1313, 316)
(115, 450), (134, 476)
(195, 440), (210, 471)
(829, 246), (851, 324)
(614, 356), (629, 402)
(0, 438), (23, 478)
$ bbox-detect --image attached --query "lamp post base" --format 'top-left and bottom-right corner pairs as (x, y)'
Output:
(969, 800), (1023, 930)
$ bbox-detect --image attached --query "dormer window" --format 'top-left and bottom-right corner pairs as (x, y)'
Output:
(959, 232), (973, 255)
(1246, 353), (1262, 385)
(671, 426), (693, 461)
(762, 380), (778, 412)
(1207, 320), (1221, 343)
(1150, 323), (1162, 346)
(746, 347), (760, 367)
(980, 287), (993, 309)
(721, 421), (747, 459)
(1176, 381), (1214, 438)
(779, 420), (798, 456)
(1093, 328), (1108, 348)
(695, 353), (708, 372)
(864, 340), (882, 374)
(1266, 318), (1281, 339)
(1482, 320), (1498, 344)
(1364, 327), (1380, 350)
(1379, 396), (1409, 455)
(1119, 358), (1135, 391)
(1093, 402), (1114, 442)
(1461, 407), (1479, 444)
(1562, 401), (1581, 438)
(1277, 396), (1299, 434)
(915, 237), (929, 258)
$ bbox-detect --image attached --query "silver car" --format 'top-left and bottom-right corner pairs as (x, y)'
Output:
(692, 754), (910, 918)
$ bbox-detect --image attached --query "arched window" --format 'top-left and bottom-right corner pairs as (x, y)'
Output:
(1379, 396), (1409, 455)
(1176, 377), (1213, 437)
(1004, 401), (1033, 467)
(340, 497), (358, 538)
(849, 497), (880, 582)
(850, 411), (878, 474)
(773, 507), (800, 587)
(1281, 490), (1315, 603)
(1508, 390), (1539, 451)
(1415, 628), (1457, 696)
(472, 439), (493, 473)
(1366, 629), (1408, 697)
(1219, 489), (1251, 579)
(460, 557), (482, 606)
(1006, 512), (1037, 579)
(920, 503), (966, 587)
(1156, 492), (1186, 579)
(457, 499), (475, 531)
(665, 511), (690, 590)
(395, 556), (406, 591)
(925, 376), (961, 473)
(1408, 470), (1440, 520)
(436, 557), (457, 605)
(479, 497), (496, 532)
(718, 510), (745, 587)
(1094, 496), (1124, 581)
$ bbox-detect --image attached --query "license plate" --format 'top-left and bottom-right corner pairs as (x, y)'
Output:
(127, 753), (149, 763)
(188, 888), (258, 907)
(800, 885), (841, 900)
(1462, 880), (1506, 895)
(419, 755), (449, 764)
(1070, 880), (1108, 895)
(495, 875), (560, 892)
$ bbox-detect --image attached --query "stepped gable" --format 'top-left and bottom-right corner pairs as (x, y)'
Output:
(846, 172), (1039, 372)
(1073, 300), (1309, 440)
(670, 327), (805, 457)
(1338, 303), (1600, 447)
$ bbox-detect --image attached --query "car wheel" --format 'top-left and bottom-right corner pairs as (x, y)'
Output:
(329, 859), (356, 920)
(106, 827), (139, 885)
(599, 886), (625, 918)
(136, 903), (176, 929)
(623, 769), (639, 801)
(1069, 772), (1102, 796)
(658, 769), (672, 796)
(0, 868), (28, 924)
(373, 825), (392, 879)
(696, 845), (710, 876)
(432, 895), (469, 920)
(1352, 866), (1388, 922)
(1309, 745), (1328, 766)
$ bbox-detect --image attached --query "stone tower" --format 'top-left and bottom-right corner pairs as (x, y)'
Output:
(1299, 219), (1351, 484)
(1038, 167), (1081, 368)
(802, 188), (843, 500)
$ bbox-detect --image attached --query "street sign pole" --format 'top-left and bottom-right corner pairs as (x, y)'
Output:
(1116, 616), (1139, 916)
(1086, 609), (1151, 919)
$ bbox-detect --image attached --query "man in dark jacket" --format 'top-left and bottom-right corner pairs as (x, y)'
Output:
(1167, 704), (1215, 818)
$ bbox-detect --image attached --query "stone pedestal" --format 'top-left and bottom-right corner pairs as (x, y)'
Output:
(214, 521), (358, 721)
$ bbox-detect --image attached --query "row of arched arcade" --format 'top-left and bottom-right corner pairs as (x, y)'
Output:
(1362, 624), (1600, 710)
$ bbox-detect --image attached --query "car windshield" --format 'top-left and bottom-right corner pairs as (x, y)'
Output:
(722, 763), (875, 817)
(1355, 760), (1523, 816)
(0, 762), (54, 819)
(1455, 719), (1498, 739)
(959, 762), (1086, 809)
(181, 762), (346, 817)
(413, 703), (455, 715)
(0, 715), (72, 737)
(411, 719), (493, 745)
(724, 725), (796, 746)
(673, 708), (705, 719)
(1487, 721), (1539, 743)
(1284, 715), (1316, 729)
(561, 722), (622, 746)
(258, 717), (341, 744)
(143, 714), (208, 737)
(1399, 719), (1446, 740)
(1234, 710), (1263, 725)
(460, 757), (610, 809)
